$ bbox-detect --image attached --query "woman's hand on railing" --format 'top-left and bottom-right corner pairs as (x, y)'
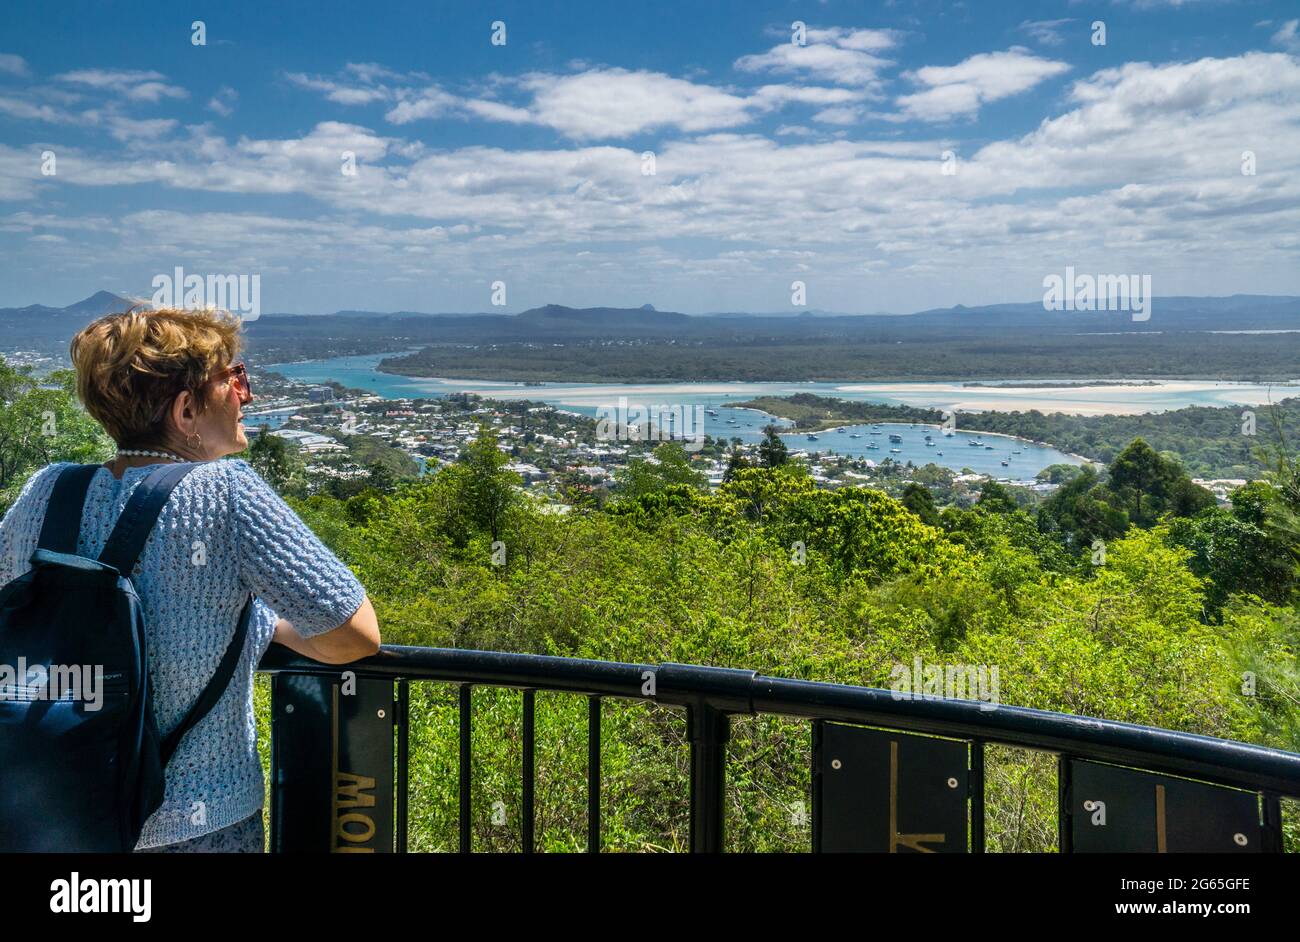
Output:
(271, 596), (381, 664)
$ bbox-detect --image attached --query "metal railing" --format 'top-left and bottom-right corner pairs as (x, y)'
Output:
(256, 644), (1300, 853)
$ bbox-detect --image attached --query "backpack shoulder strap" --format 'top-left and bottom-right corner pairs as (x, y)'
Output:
(160, 593), (254, 767)
(84, 460), (253, 769)
(36, 464), (100, 554)
(97, 462), (200, 576)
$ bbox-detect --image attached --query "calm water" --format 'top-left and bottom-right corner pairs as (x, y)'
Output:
(266, 352), (1297, 478)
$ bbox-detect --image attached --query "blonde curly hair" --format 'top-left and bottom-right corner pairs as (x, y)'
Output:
(70, 305), (244, 448)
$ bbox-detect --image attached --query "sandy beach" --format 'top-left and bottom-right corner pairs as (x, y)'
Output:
(830, 380), (1299, 416)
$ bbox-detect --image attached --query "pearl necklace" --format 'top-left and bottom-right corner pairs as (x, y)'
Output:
(115, 448), (188, 463)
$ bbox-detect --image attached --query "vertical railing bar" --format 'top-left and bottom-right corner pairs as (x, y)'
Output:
(1057, 754), (1073, 854)
(1262, 791), (1284, 854)
(459, 683), (472, 854)
(970, 739), (984, 854)
(396, 678), (409, 853)
(523, 688), (535, 854)
(689, 701), (729, 853)
(588, 695), (601, 853)
(686, 704), (696, 853)
(269, 673), (282, 854)
(810, 719), (823, 853)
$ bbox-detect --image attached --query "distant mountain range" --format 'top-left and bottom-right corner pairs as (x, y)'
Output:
(0, 291), (138, 347)
(1, 290), (134, 322)
(4, 292), (1299, 359)
(7, 291), (1300, 324)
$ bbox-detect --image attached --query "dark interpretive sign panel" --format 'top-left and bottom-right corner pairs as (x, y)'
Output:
(815, 722), (968, 853)
(1069, 759), (1260, 853)
(271, 673), (395, 853)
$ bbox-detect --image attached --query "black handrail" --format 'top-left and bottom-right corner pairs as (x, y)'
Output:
(257, 644), (1300, 852)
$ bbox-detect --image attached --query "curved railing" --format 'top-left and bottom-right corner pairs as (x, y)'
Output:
(256, 644), (1300, 853)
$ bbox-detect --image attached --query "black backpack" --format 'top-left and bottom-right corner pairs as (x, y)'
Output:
(0, 462), (252, 852)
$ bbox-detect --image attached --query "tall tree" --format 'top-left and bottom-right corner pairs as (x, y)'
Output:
(722, 446), (750, 484)
(900, 482), (940, 526)
(758, 424), (789, 468)
(0, 360), (112, 514)
(615, 441), (708, 499)
(244, 424), (307, 496)
(458, 422), (520, 543)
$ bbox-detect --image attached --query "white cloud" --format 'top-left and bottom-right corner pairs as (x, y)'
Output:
(1018, 19), (1074, 46)
(898, 48), (1070, 120)
(343, 62), (425, 84)
(1273, 19), (1299, 52)
(289, 47), (875, 140)
(208, 86), (238, 117)
(384, 86), (460, 123)
(453, 69), (866, 139)
(735, 27), (900, 90)
(972, 53), (1300, 195)
(0, 53), (30, 77)
(810, 106), (863, 125)
(286, 64), (436, 108)
(0, 94), (76, 122)
(104, 116), (179, 142)
(285, 71), (392, 105)
(518, 69), (756, 138)
(458, 98), (533, 124)
(10, 53), (1300, 309)
(54, 68), (187, 102)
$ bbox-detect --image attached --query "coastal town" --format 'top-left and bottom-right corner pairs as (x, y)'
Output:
(247, 367), (1091, 507)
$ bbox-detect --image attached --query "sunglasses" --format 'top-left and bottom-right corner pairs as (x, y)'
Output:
(212, 361), (252, 402)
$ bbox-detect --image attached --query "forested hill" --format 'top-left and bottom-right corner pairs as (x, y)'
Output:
(371, 331), (1300, 383)
(8, 294), (1300, 381)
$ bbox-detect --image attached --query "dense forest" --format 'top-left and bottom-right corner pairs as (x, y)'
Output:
(3, 355), (1298, 851)
(372, 332), (1300, 384)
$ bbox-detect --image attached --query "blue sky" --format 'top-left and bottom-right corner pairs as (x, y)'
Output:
(2, 0), (1299, 315)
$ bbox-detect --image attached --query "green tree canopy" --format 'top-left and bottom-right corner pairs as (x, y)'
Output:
(757, 425), (789, 468)
(614, 441), (708, 500)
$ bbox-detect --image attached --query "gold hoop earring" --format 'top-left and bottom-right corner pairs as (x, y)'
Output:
(187, 433), (202, 450)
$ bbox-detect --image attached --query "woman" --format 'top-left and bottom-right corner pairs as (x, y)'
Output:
(0, 306), (380, 852)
